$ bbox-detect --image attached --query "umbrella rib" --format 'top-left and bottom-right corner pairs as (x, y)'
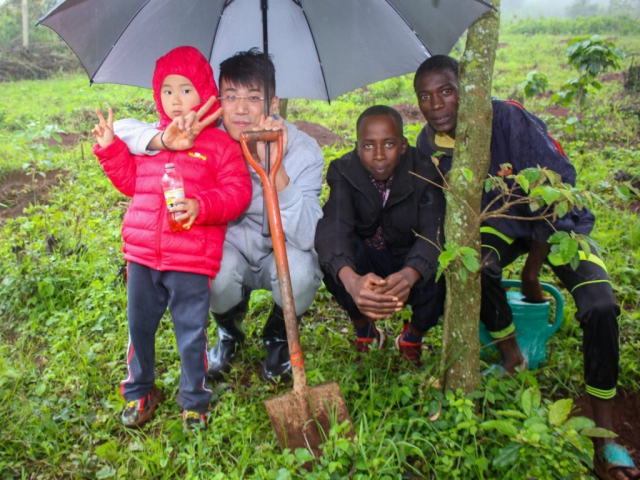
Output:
(87, 0), (153, 84)
(295, 1), (330, 102)
(206, 1), (234, 68)
(382, 0), (432, 57)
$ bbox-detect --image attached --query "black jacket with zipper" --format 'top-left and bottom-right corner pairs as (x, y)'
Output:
(315, 146), (445, 287)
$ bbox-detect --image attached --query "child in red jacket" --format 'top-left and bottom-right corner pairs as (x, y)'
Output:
(92, 46), (252, 429)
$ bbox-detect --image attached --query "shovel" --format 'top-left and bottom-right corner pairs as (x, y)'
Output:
(239, 130), (353, 456)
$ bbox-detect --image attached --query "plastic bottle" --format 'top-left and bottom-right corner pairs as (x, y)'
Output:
(161, 163), (187, 232)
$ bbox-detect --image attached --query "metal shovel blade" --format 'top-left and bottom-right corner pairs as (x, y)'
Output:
(264, 381), (353, 456)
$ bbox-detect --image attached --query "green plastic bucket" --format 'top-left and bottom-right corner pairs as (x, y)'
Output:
(479, 279), (564, 369)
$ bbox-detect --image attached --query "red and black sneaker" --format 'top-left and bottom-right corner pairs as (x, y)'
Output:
(395, 323), (424, 364)
(121, 385), (163, 427)
(355, 324), (387, 354)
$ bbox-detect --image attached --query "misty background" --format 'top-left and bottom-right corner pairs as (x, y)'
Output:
(502, 0), (640, 20)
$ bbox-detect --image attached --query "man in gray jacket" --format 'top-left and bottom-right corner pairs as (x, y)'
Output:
(114, 49), (324, 382)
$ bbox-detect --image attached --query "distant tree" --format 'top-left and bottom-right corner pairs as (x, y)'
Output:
(566, 0), (602, 18)
(608, 0), (640, 17)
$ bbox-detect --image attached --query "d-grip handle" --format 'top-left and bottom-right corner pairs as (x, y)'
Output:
(238, 131), (284, 237)
(238, 130), (307, 389)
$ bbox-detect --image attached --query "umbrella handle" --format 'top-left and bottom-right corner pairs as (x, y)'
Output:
(239, 130), (307, 391)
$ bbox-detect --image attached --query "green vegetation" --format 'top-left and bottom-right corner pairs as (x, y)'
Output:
(0, 21), (639, 479)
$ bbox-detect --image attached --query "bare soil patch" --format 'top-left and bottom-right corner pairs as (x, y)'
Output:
(392, 103), (424, 125)
(544, 105), (572, 118)
(573, 390), (640, 467)
(0, 169), (65, 222)
(294, 121), (344, 148)
(40, 133), (83, 148)
(601, 72), (624, 83)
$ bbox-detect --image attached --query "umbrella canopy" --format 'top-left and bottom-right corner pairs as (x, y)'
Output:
(38, 0), (493, 102)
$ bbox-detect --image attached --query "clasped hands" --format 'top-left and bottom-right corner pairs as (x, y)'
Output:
(340, 266), (420, 320)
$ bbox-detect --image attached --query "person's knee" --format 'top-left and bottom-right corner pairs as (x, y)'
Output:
(275, 249), (322, 315)
(579, 297), (620, 330)
(210, 246), (249, 314)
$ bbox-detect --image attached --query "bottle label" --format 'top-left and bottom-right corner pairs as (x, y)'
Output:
(164, 188), (185, 208)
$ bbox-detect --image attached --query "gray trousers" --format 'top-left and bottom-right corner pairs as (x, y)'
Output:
(122, 262), (212, 413)
(210, 242), (322, 317)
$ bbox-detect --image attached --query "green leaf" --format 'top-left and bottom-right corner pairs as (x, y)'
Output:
(294, 448), (315, 465)
(541, 187), (562, 205)
(461, 168), (474, 183)
(549, 398), (573, 426)
(461, 254), (480, 273)
(95, 467), (116, 479)
(458, 266), (468, 284)
(569, 253), (581, 270)
(480, 420), (518, 438)
(94, 441), (119, 461)
(548, 231), (569, 244)
(521, 388), (540, 416)
(494, 409), (527, 419)
(517, 174), (530, 193)
(556, 200), (569, 218)
(493, 442), (520, 468)
(559, 237), (579, 263)
(565, 416), (595, 431)
(579, 427), (618, 438)
(614, 184), (631, 200)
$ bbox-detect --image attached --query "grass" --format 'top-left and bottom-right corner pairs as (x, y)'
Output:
(0, 24), (639, 479)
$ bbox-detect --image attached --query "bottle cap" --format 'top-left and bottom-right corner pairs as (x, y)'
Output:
(165, 163), (174, 169)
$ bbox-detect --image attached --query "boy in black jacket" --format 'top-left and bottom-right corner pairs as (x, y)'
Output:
(315, 105), (445, 362)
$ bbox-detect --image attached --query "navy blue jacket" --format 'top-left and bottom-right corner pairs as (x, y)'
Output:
(416, 99), (594, 241)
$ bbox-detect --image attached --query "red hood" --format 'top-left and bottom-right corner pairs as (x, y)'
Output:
(152, 46), (220, 129)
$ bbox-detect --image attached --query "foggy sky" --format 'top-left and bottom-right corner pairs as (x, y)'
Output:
(502, 0), (610, 18)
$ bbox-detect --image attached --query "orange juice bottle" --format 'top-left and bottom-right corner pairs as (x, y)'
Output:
(161, 163), (187, 232)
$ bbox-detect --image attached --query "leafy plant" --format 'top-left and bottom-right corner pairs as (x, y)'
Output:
(12, 121), (65, 203)
(553, 35), (625, 109)
(480, 385), (604, 478)
(517, 70), (549, 102)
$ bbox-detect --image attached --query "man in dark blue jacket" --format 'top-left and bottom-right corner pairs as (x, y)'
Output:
(414, 55), (638, 480)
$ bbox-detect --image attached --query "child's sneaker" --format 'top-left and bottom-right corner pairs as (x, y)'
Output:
(395, 323), (423, 364)
(121, 385), (162, 427)
(355, 324), (386, 354)
(182, 409), (207, 430)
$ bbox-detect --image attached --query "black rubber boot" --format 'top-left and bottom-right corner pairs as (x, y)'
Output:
(207, 295), (250, 380)
(262, 304), (294, 382)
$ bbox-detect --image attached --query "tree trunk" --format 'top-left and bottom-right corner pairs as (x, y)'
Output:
(441, 0), (500, 393)
(22, 0), (29, 48)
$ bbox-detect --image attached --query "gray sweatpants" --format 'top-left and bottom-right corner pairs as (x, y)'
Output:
(210, 242), (322, 317)
(121, 262), (212, 413)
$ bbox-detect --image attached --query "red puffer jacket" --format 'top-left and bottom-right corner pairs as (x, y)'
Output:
(93, 45), (251, 278)
(94, 132), (251, 278)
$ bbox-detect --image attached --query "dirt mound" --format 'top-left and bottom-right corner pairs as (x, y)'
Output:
(0, 45), (81, 83)
(392, 103), (424, 125)
(0, 169), (65, 222)
(294, 121), (344, 147)
(601, 72), (624, 83)
(544, 105), (572, 118)
(574, 389), (640, 467)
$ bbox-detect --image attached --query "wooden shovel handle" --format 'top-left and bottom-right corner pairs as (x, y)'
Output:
(239, 130), (307, 391)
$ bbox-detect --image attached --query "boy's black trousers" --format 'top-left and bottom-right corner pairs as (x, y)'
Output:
(121, 262), (212, 413)
(321, 238), (445, 335)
